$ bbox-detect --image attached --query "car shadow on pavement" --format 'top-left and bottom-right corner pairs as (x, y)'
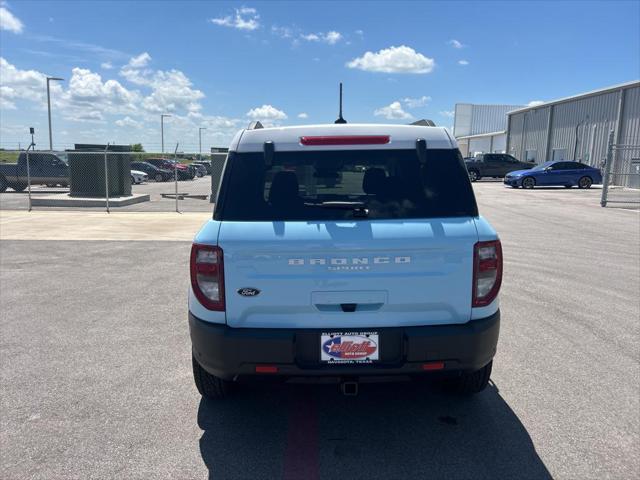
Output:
(197, 380), (552, 480)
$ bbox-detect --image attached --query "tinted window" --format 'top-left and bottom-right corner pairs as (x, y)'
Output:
(215, 149), (478, 221)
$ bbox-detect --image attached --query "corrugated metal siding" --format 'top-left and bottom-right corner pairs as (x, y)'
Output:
(522, 107), (550, 163)
(549, 90), (619, 167)
(470, 104), (522, 135)
(616, 87), (640, 187)
(507, 113), (524, 160)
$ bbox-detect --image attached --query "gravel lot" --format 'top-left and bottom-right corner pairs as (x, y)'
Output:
(1, 183), (638, 479)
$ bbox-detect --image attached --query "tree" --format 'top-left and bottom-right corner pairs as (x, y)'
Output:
(130, 143), (144, 152)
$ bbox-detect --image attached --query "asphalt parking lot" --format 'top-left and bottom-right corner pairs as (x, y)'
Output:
(1, 182), (638, 479)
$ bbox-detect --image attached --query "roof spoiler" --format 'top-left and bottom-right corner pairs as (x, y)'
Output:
(264, 141), (274, 167)
(410, 119), (436, 127)
(416, 138), (427, 165)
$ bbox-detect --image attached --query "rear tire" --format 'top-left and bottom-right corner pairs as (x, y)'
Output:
(468, 170), (480, 182)
(131, 175), (136, 185)
(446, 361), (492, 395)
(192, 354), (232, 399)
(522, 177), (536, 189)
(12, 184), (27, 192)
(0, 176), (7, 193)
(155, 173), (163, 182)
(578, 176), (593, 189)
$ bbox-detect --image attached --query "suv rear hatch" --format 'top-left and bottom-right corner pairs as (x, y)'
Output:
(215, 146), (479, 329)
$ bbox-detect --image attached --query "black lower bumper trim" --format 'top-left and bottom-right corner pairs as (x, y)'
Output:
(189, 311), (500, 380)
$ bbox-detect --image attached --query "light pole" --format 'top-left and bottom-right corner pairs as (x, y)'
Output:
(198, 127), (207, 160)
(46, 77), (64, 150)
(161, 114), (171, 154)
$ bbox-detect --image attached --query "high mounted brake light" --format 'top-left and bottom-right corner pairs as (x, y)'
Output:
(190, 244), (225, 311)
(472, 240), (503, 307)
(299, 135), (390, 146)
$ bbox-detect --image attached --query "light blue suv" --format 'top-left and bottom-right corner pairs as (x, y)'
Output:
(189, 124), (502, 398)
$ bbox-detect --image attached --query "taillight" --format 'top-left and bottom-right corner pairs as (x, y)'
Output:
(300, 135), (390, 146)
(472, 240), (503, 307)
(190, 244), (225, 311)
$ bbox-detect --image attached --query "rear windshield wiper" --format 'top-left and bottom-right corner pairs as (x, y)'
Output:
(304, 201), (370, 217)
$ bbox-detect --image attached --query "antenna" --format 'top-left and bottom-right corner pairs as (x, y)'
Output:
(334, 82), (347, 124)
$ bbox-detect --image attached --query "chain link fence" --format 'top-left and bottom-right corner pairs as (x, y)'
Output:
(0, 147), (227, 212)
(601, 131), (640, 208)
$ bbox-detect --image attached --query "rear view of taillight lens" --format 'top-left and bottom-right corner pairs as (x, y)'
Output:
(472, 240), (503, 307)
(190, 244), (225, 311)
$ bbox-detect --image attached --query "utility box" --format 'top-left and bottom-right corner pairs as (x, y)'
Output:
(68, 145), (132, 197)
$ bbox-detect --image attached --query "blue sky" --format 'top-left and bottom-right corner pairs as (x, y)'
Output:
(1, 0), (639, 151)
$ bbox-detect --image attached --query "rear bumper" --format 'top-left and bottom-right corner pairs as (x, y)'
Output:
(189, 311), (500, 381)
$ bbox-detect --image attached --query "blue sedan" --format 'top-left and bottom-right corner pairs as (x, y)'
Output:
(504, 161), (603, 189)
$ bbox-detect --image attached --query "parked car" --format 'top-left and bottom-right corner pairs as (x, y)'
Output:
(130, 161), (172, 182)
(130, 170), (148, 185)
(0, 152), (69, 192)
(465, 153), (535, 182)
(192, 162), (208, 177)
(504, 160), (602, 189)
(189, 123), (502, 399)
(146, 158), (195, 180)
(193, 161), (212, 175)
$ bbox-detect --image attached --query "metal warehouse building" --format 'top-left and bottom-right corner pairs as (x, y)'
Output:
(506, 81), (640, 175)
(454, 103), (523, 157)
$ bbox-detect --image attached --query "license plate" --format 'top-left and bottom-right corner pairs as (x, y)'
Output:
(320, 332), (379, 364)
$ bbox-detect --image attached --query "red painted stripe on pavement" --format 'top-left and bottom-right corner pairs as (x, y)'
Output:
(282, 389), (320, 480)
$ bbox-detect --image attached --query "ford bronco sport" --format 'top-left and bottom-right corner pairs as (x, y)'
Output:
(189, 124), (502, 398)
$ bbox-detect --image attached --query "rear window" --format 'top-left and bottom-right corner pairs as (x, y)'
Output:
(215, 148), (478, 221)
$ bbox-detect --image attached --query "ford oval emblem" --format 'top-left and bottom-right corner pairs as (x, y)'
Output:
(238, 287), (260, 297)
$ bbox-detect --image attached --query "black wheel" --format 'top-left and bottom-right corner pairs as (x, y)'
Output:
(578, 176), (593, 189)
(468, 170), (480, 182)
(131, 175), (136, 185)
(0, 176), (7, 193)
(446, 361), (493, 395)
(155, 173), (164, 182)
(192, 354), (232, 399)
(12, 183), (27, 192)
(522, 177), (536, 189)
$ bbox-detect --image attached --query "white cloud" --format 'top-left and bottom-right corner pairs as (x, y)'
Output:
(246, 104), (287, 121)
(0, 6), (23, 33)
(458, 59), (469, 66)
(402, 96), (431, 108)
(297, 112), (308, 119)
(119, 53), (204, 115)
(127, 52), (151, 68)
(271, 25), (293, 38)
(300, 30), (343, 45)
(210, 7), (259, 31)
(101, 62), (113, 70)
(355, 29), (364, 36)
(439, 110), (455, 118)
(115, 116), (143, 129)
(448, 39), (465, 49)
(374, 101), (413, 120)
(527, 100), (545, 107)
(0, 57), (47, 107)
(346, 45), (435, 74)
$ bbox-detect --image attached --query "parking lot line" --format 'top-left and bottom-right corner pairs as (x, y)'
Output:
(0, 210), (211, 241)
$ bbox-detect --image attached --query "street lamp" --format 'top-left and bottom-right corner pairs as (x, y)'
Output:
(160, 114), (172, 154)
(46, 77), (64, 150)
(198, 127), (207, 160)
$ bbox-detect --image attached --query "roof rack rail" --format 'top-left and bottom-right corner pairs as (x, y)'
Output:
(247, 121), (264, 130)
